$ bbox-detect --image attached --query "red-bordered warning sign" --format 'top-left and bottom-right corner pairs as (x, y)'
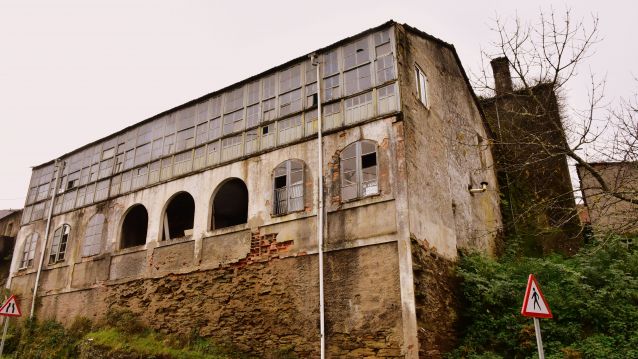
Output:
(0, 295), (22, 317)
(521, 274), (552, 318)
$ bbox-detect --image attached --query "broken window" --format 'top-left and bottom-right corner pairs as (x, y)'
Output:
(20, 232), (38, 269)
(340, 140), (378, 201)
(83, 214), (105, 257)
(49, 224), (70, 264)
(344, 38), (370, 70)
(212, 178), (248, 230)
(162, 192), (195, 240)
(121, 204), (148, 248)
(273, 160), (304, 215)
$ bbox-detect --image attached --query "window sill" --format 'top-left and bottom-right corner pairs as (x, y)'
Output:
(206, 223), (249, 237)
(156, 236), (194, 248)
(78, 253), (108, 263)
(331, 192), (394, 213)
(44, 262), (70, 270)
(270, 208), (305, 218)
(114, 245), (147, 257)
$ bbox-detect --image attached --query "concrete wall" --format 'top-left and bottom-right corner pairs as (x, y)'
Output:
(396, 26), (502, 259)
(578, 162), (638, 235)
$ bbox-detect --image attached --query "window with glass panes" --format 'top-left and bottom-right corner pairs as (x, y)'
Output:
(340, 141), (378, 201)
(49, 224), (70, 264)
(273, 160), (304, 215)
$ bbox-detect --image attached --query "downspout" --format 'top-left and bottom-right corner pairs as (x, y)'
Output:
(30, 159), (64, 318)
(310, 53), (326, 359)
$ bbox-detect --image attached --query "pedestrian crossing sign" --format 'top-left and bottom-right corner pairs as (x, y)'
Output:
(0, 295), (22, 317)
(521, 274), (552, 318)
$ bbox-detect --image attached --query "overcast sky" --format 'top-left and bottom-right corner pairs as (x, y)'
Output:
(1, 0), (636, 209)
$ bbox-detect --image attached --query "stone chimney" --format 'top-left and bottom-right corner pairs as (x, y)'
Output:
(490, 57), (513, 96)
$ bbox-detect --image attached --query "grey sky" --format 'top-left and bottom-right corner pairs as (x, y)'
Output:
(1, 0), (636, 209)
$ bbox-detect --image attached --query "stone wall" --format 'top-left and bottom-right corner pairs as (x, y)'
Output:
(27, 242), (404, 358)
(411, 238), (459, 358)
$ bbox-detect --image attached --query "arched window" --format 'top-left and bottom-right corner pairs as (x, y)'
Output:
(212, 178), (248, 230)
(121, 204), (148, 249)
(273, 159), (304, 215)
(83, 213), (105, 257)
(19, 232), (38, 269)
(162, 192), (195, 240)
(49, 224), (70, 264)
(340, 140), (378, 201)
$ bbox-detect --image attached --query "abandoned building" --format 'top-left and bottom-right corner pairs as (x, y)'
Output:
(0, 209), (22, 285)
(577, 161), (638, 235)
(481, 57), (581, 255)
(7, 21), (502, 358)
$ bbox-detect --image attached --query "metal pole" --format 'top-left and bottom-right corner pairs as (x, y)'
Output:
(533, 317), (545, 359)
(311, 53), (326, 359)
(0, 316), (9, 356)
(30, 159), (63, 318)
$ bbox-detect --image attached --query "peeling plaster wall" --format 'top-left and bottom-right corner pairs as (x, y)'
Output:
(9, 117), (408, 358)
(396, 25), (502, 258)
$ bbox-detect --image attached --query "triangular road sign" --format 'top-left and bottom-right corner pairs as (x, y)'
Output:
(0, 295), (22, 317)
(521, 274), (552, 318)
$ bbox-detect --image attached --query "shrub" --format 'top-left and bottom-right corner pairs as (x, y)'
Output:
(450, 235), (638, 358)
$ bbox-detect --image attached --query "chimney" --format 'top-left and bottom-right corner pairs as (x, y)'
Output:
(490, 57), (513, 96)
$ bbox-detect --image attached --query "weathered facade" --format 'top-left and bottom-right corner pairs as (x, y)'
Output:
(578, 162), (638, 235)
(0, 209), (22, 285)
(8, 21), (501, 358)
(481, 57), (581, 255)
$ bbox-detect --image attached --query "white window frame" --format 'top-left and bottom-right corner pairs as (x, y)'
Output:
(340, 140), (379, 202)
(19, 233), (38, 269)
(49, 224), (70, 264)
(272, 160), (305, 215)
(415, 64), (429, 107)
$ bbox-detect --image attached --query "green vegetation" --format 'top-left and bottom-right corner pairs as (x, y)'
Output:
(0, 308), (252, 359)
(451, 236), (638, 358)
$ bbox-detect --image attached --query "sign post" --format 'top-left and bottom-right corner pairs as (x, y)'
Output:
(521, 274), (552, 359)
(0, 294), (22, 357)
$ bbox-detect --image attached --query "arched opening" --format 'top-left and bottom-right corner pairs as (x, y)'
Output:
(212, 178), (248, 230)
(162, 192), (195, 240)
(121, 204), (148, 249)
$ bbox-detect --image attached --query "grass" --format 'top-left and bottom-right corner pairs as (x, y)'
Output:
(85, 328), (231, 359)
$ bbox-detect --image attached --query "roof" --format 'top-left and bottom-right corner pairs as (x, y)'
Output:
(0, 209), (20, 221)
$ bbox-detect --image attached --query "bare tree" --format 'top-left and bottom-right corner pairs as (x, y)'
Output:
(474, 9), (638, 245)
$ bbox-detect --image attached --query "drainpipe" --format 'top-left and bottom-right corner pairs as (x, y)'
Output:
(30, 159), (64, 318)
(311, 53), (326, 359)
(469, 182), (489, 194)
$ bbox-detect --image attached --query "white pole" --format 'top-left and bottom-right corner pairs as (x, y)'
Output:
(0, 316), (9, 356)
(533, 318), (545, 359)
(31, 159), (63, 318)
(311, 53), (326, 359)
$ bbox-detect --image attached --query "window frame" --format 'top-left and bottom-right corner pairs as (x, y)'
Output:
(19, 232), (38, 269)
(272, 159), (305, 216)
(82, 214), (105, 257)
(415, 64), (429, 107)
(49, 224), (70, 264)
(340, 141), (379, 202)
